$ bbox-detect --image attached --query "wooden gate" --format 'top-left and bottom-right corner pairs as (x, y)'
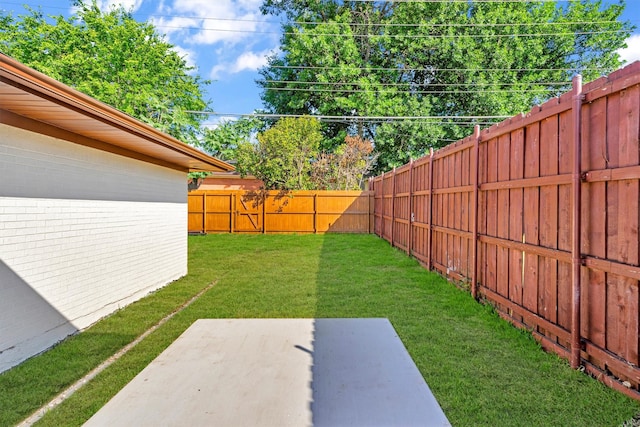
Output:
(234, 194), (263, 232)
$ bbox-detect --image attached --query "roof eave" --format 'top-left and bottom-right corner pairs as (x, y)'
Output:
(0, 53), (234, 173)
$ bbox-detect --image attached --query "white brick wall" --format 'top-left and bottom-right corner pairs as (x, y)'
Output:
(0, 125), (188, 373)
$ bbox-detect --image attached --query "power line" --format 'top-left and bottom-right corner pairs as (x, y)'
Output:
(2, 2), (630, 45)
(264, 65), (607, 72)
(260, 79), (570, 87)
(153, 25), (623, 38)
(4, 1), (634, 27)
(258, 87), (563, 94)
(228, 19), (622, 28)
(0, 0), (611, 10)
(282, 120), (497, 126)
(3, 0), (626, 120)
(209, 117), (499, 126)
(151, 15), (623, 28)
(189, 112), (513, 120)
(2, 2), (632, 30)
(333, 0), (587, 2)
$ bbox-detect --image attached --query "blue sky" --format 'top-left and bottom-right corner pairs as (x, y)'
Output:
(2, 0), (640, 129)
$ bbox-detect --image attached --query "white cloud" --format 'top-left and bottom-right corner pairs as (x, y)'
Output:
(203, 116), (239, 130)
(618, 34), (640, 65)
(143, 0), (279, 115)
(153, 16), (200, 39)
(171, 45), (197, 71)
(210, 64), (226, 80)
(151, 0), (274, 46)
(210, 49), (274, 79)
(232, 50), (270, 72)
(236, 0), (263, 9)
(96, 0), (144, 12)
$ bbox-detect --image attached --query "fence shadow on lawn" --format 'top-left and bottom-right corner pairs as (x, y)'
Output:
(3, 233), (639, 426)
(310, 234), (640, 426)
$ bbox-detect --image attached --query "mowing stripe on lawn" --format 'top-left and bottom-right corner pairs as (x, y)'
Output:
(17, 281), (217, 427)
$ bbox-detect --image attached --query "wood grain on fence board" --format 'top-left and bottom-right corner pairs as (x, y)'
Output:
(189, 190), (371, 234)
(372, 63), (640, 400)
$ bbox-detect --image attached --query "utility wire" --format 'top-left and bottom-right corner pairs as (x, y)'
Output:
(0, 0), (612, 10)
(278, 120), (498, 125)
(328, 0), (591, 2)
(3, 2), (629, 43)
(4, 0), (624, 121)
(260, 79), (570, 87)
(4, 1), (634, 28)
(187, 19), (621, 28)
(154, 25), (623, 38)
(263, 65), (608, 72)
(190, 112), (513, 119)
(3, 2), (632, 30)
(151, 15), (623, 28)
(258, 87), (562, 94)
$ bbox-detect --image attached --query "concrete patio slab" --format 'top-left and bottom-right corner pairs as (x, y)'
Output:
(84, 318), (450, 427)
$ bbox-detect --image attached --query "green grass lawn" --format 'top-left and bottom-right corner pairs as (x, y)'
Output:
(1, 234), (639, 426)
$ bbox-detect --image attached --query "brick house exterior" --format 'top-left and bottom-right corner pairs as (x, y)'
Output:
(0, 54), (232, 372)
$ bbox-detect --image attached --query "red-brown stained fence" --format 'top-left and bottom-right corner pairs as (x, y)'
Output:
(371, 62), (640, 400)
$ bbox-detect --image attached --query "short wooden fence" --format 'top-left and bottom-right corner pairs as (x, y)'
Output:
(188, 190), (373, 234)
(371, 62), (640, 400)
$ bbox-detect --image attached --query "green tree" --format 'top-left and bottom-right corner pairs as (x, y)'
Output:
(0, 0), (210, 145)
(259, 0), (633, 172)
(199, 118), (264, 162)
(236, 117), (322, 190)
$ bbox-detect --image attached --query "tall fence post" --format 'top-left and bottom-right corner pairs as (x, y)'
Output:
(262, 192), (266, 234)
(368, 177), (373, 234)
(230, 193), (235, 234)
(571, 74), (583, 369)
(408, 159), (414, 256)
(471, 126), (481, 299)
(313, 193), (318, 234)
(202, 193), (207, 233)
(391, 167), (396, 247)
(381, 172), (385, 239)
(427, 148), (434, 271)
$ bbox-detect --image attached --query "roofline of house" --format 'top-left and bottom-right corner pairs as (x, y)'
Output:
(0, 53), (234, 172)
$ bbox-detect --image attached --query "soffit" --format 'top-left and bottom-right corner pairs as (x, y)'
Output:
(0, 54), (233, 173)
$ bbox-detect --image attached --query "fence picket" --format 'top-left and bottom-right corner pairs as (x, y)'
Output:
(372, 63), (640, 400)
(189, 190), (371, 234)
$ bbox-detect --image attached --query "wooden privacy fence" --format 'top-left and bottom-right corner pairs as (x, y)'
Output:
(371, 62), (640, 400)
(188, 190), (373, 234)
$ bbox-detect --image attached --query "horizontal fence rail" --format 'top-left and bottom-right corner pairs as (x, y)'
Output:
(371, 61), (640, 401)
(188, 190), (373, 234)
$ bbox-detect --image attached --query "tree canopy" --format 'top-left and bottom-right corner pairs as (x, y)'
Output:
(235, 117), (376, 190)
(1, 0), (632, 181)
(236, 116), (322, 190)
(199, 118), (264, 162)
(259, 0), (633, 171)
(0, 0), (210, 145)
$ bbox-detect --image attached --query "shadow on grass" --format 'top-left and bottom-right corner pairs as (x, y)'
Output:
(308, 317), (450, 426)
(312, 234), (640, 426)
(3, 234), (639, 426)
